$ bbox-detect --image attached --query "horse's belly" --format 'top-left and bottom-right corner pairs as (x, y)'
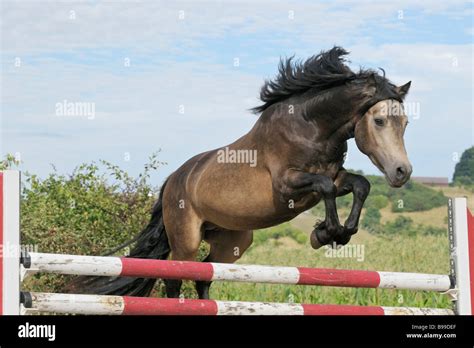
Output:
(193, 166), (320, 230)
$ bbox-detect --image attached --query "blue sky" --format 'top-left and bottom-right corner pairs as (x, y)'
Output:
(1, 0), (473, 184)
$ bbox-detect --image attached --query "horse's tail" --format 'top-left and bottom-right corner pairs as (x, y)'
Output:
(64, 179), (171, 296)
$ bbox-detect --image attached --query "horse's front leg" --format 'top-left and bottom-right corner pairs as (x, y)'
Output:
(332, 169), (371, 245)
(277, 170), (343, 248)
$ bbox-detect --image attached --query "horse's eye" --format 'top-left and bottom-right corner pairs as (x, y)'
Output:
(374, 118), (385, 126)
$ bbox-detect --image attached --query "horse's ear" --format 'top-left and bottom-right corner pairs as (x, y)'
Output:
(396, 81), (411, 98)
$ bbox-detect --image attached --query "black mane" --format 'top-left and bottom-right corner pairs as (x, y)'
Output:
(252, 46), (402, 114)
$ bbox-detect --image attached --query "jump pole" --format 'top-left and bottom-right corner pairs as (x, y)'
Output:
(22, 252), (452, 292)
(0, 170), (20, 315)
(21, 292), (454, 316)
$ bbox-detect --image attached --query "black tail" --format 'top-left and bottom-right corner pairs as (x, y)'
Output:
(64, 180), (171, 296)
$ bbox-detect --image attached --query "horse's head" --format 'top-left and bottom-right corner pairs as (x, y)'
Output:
(355, 81), (412, 188)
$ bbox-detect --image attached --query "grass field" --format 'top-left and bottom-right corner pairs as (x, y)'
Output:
(204, 186), (473, 308)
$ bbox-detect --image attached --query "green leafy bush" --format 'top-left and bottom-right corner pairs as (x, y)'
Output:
(361, 207), (381, 226)
(16, 153), (197, 293)
(363, 175), (447, 212)
(335, 194), (352, 208)
(389, 182), (446, 212)
(365, 194), (388, 210)
(253, 223), (307, 246)
(453, 147), (474, 186)
(0, 154), (20, 170)
(365, 215), (445, 237)
(360, 207), (383, 234)
(21, 155), (165, 257)
(384, 216), (415, 235)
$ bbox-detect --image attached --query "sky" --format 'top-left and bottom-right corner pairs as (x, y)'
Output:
(1, 0), (473, 185)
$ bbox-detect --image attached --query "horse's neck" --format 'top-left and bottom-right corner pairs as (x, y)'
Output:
(246, 104), (353, 170)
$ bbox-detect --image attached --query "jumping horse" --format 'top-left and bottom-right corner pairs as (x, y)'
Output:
(68, 47), (412, 299)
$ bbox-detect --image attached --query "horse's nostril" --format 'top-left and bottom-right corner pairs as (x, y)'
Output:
(396, 166), (406, 180)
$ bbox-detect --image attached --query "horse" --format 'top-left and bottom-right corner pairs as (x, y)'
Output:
(67, 47), (412, 299)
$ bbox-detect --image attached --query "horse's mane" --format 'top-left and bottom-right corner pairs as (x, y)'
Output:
(252, 46), (402, 114)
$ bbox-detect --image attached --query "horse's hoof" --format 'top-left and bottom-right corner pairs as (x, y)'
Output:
(310, 231), (324, 249)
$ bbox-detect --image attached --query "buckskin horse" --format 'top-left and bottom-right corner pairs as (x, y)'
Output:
(68, 47), (412, 299)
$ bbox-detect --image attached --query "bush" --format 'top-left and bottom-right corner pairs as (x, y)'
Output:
(453, 147), (474, 184)
(454, 175), (473, 186)
(365, 194), (388, 210)
(361, 207), (381, 229)
(16, 153), (194, 293)
(390, 183), (446, 212)
(384, 216), (414, 235)
(361, 174), (447, 212)
(0, 154), (20, 170)
(336, 194), (352, 208)
(365, 214), (446, 237)
(253, 223), (307, 246)
(21, 155), (165, 257)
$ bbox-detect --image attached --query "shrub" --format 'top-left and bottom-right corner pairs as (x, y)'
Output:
(361, 207), (381, 229)
(453, 147), (474, 184)
(365, 194), (388, 210)
(21, 154), (165, 257)
(17, 152), (191, 294)
(336, 194), (352, 208)
(365, 214), (446, 237)
(253, 223), (307, 246)
(384, 216), (415, 235)
(362, 173), (447, 212)
(390, 184), (446, 212)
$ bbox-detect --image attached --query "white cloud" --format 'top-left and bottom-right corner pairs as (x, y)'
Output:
(1, 0), (472, 181)
(2, 0), (470, 54)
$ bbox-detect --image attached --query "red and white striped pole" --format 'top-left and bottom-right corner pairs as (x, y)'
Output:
(22, 292), (454, 316)
(24, 252), (452, 292)
(0, 170), (20, 315)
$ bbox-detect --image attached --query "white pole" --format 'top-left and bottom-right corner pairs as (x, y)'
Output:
(449, 197), (473, 315)
(1, 170), (21, 315)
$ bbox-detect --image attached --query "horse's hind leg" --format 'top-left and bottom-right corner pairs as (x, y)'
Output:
(163, 210), (204, 298)
(196, 229), (253, 299)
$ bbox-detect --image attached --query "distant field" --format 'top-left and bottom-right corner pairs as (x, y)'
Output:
(206, 185), (473, 308)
